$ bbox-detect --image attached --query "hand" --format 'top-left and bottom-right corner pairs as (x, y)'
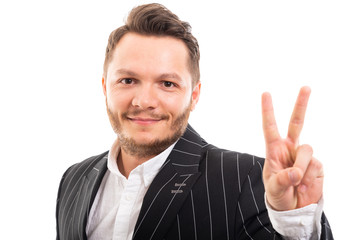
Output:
(261, 86), (324, 211)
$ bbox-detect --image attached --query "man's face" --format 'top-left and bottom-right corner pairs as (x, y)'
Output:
(103, 33), (200, 158)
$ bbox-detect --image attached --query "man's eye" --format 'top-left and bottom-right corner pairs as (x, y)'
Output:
(120, 78), (134, 84)
(162, 81), (175, 88)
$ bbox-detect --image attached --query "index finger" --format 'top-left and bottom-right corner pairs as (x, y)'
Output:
(262, 92), (281, 144)
(287, 86), (311, 144)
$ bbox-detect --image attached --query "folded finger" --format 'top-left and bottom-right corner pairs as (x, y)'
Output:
(293, 144), (313, 174)
(299, 157), (323, 192)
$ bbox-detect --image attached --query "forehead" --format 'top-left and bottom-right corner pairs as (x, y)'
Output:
(116, 32), (189, 52)
(107, 33), (190, 77)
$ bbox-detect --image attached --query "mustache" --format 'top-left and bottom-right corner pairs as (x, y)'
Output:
(121, 109), (169, 120)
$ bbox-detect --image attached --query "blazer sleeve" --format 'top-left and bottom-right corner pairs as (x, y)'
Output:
(56, 165), (73, 240)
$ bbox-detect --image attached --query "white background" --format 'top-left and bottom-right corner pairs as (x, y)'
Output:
(1, 0), (359, 239)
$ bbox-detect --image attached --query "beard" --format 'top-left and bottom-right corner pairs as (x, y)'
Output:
(106, 102), (191, 158)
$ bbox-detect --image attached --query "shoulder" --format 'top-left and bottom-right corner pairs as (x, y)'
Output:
(68, 151), (108, 172)
(204, 145), (264, 166)
(202, 145), (265, 177)
(56, 151), (108, 208)
(59, 151), (109, 189)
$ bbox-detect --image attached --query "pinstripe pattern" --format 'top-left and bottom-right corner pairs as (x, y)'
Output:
(177, 214), (181, 240)
(220, 152), (230, 240)
(238, 202), (254, 240)
(149, 174), (193, 240)
(205, 151), (213, 240)
(237, 154), (242, 194)
(190, 190), (198, 240)
(56, 125), (333, 240)
(133, 172), (178, 238)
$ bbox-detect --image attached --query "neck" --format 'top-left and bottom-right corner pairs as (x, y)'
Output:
(117, 149), (156, 179)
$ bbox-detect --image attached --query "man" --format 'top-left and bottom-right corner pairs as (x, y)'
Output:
(56, 3), (333, 240)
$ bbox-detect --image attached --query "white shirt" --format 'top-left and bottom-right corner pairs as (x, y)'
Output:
(86, 139), (322, 240)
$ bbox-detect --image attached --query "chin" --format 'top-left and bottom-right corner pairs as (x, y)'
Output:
(133, 133), (168, 145)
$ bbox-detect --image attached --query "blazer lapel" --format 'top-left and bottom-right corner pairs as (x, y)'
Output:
(74, 154), (108, 240)
(132, 125), (207, 240)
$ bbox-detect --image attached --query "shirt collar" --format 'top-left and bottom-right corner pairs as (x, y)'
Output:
(107, 138), (177, 188)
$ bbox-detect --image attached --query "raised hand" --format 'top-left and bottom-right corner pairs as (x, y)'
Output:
(261, 86), (324, 211)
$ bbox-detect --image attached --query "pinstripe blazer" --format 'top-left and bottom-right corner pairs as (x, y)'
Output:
(56, 125), (333, 240)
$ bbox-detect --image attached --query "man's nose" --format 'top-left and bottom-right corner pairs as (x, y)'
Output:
(131, 84), (159, 109)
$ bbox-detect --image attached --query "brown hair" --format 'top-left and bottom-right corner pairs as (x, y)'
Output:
(103, 3), (200, 85)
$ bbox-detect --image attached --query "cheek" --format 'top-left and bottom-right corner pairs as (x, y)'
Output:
(161, 93), (191, 116)
(107, 89), (132, 111)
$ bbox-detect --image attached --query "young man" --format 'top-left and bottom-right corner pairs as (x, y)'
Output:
(56, 3), (333, 240)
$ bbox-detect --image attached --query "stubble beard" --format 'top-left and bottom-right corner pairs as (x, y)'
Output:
(106, 102), (191, 159)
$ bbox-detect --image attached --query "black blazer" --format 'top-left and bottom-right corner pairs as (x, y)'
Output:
(56, 125), (333, 240)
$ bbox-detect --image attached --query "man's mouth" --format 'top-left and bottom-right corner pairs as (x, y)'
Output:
(127, 116), (164, 125)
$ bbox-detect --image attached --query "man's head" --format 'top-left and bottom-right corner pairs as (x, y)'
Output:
(102, 3), (201, 159)
(103, 3), (200, 86)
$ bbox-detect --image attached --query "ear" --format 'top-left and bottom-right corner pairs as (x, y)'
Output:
(102, 76), (107, 96)
(190, 81), (201, 111)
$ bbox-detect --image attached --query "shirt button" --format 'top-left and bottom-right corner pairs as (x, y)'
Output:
(125, 194), (133, 201)
(300, 218), (307, 226)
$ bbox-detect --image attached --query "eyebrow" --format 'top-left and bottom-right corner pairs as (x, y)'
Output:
(115, 69), (138, 77)
(115, 69), (183, 82)
(158, 73), (182, 82)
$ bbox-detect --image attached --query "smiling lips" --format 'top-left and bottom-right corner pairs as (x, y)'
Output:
(124, 110), (170, 126)
(127, 116), (166, 125)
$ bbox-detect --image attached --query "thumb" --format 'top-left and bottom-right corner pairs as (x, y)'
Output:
(272, 167), (303, 194)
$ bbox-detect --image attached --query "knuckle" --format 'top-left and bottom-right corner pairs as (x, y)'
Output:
(312, 159), (323, 170)
(296, 144), (313, 157)
(299, 144), (313, 155)
(303, 144), (313, 153)
(291, 117), (304, 126)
